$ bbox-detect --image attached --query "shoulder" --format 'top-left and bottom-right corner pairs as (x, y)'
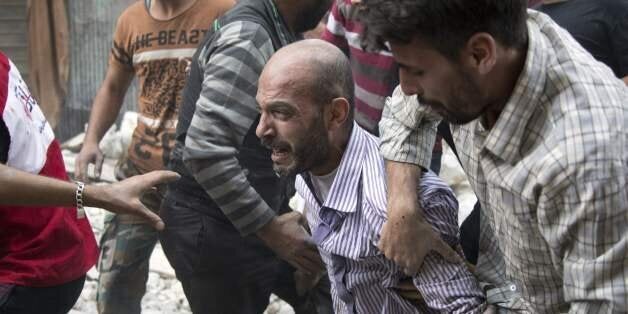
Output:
(113, 2), (147, 39)
(117, 2), (147, 24)
(215, 21), (272, 47)
(194, 0), (235, 19)
(202, 20), (274, 62)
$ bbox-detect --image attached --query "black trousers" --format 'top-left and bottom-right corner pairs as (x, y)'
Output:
(0, 275), (85, 314)
(159, 191), (332, 314)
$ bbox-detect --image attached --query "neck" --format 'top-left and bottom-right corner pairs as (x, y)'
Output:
(273, 0), (298, 33)
(481, 45), (527, 129)
(151, 0), (196, 19)
(310, 126), (352, 176)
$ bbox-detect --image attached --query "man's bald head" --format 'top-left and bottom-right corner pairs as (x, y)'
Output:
(260, 39), (355, 124)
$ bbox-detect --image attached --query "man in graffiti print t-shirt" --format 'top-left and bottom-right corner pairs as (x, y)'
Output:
(74, 0), (234, 313)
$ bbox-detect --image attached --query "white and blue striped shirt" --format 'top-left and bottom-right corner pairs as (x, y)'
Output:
(296, 124), (486, 314)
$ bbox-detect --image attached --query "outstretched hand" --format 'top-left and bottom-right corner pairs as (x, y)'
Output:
(85, 170), (180, 230)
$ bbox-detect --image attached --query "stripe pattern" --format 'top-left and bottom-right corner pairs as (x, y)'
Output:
(182, 9), (296, 235)
(296, 123), (485, 313)
(321, 0), (398, 135)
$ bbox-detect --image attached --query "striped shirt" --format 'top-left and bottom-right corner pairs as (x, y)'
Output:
(296, 123), (485, 314)
(379, 11), (628, 313)
(182, 0), (297, 235)
(321, 0), (398, 135)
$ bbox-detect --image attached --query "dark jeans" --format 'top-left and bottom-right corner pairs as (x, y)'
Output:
(159, 191), (332, 314)
(0, 276), (85, 314)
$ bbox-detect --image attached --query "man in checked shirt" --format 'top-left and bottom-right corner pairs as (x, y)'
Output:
(256, 39), (486, 313)
(359, 0), (628, 312)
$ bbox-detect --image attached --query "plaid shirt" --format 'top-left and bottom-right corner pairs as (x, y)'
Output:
(379, 11), (628, 313)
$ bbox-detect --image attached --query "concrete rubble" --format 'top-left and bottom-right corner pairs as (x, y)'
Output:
(64, 112), (475, 313)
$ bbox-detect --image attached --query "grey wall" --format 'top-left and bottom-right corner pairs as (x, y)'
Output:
(57, 0), (138, 141)
(0, 0), (28, 83)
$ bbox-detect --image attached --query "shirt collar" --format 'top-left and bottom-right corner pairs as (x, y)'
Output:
(482, 11), (549, 163)
(312, 122), (366, 214)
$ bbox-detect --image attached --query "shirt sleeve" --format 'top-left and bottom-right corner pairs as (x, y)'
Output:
(411, 173), (486, 313)
(541, 161), (628, 313)
(378, 85), (440, 169)
(320, 0), (350, 56)
(109, 11), (134, 71)
(182, 21), (276, 236)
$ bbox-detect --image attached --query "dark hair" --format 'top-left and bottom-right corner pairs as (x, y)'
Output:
(359, 0), (528, 59)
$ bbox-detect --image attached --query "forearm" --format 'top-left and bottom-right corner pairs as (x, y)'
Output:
(0, 164), (107, 208)
(185, 153), (276, 235)
(386, 160), (422, 215)
(84, 67), (133, 145)
(622, 75), (628, 85)
(183, 91), (276, 235)
(84, 86), (126, 145)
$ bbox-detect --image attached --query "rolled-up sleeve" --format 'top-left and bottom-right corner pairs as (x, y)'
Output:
(378, 85), (440, 169)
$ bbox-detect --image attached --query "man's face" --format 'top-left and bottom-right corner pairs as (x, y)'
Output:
(390, 38), (486, 125)
(256, 77), (330, 176)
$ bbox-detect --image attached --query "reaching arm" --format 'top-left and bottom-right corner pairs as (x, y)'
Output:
(183, 21), (277, 235)
(378, 86), (459, 273)
(75, 63), (134, 181)
(0, 164), (179, 230)
(183, 22), (323, 274)
(75, 14), (136, 181)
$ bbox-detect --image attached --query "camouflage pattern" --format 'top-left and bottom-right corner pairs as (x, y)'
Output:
(96, 160), (163, 314)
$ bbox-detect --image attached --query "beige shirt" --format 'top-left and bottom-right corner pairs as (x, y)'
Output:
(110, 0), (234, 173)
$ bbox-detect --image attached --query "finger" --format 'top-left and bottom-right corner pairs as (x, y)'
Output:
(301, 248), (324, 268)
(294, 256), (323, 275)
(139, 171), (181, 189)
(134, 203), (165, 231)
(75, 157), (88, 182)
(433, 238), (463, 264)
(94, 153), (104, 180)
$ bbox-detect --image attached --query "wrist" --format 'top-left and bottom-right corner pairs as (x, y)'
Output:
(82, 133), (102, 148)
(256, 217), (278, 243)
(82, 184), (110, 208)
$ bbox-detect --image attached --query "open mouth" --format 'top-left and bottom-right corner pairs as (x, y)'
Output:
(271, 147), (291, 163)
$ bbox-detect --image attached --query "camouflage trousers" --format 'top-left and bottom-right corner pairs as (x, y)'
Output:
(96, 162), (163, 314)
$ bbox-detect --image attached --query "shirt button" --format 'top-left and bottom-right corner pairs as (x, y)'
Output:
(509, 284), (517, 292)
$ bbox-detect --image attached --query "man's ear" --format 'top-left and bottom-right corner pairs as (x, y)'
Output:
(459, 33), (497, 76)
(328, 97), (351, 130)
